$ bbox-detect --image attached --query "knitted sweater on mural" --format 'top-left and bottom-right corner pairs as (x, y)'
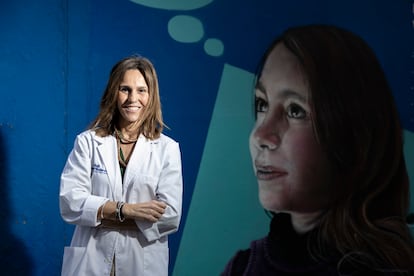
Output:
(221, 213), (384, 276)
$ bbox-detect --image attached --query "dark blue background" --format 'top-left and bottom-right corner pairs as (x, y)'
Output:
(0, 1), (413, 275)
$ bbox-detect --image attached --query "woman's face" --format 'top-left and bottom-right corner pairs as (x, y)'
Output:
(249, 43), (332, 214)
(117, 69), (149, 128)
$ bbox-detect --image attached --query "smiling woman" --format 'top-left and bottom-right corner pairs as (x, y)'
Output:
(116, 69), (149, 128)
(222, 25), (414, 275)
(59, 56), (183, 276)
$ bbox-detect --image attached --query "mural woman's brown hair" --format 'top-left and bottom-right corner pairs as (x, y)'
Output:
(257, 25), (414, 274)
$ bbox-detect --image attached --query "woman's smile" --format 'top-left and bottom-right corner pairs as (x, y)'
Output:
(123, 105), (141, 112)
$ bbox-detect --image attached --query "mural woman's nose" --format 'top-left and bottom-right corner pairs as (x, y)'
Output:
(254, 116), (280, 151)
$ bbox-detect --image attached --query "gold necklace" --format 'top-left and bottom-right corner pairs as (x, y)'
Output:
(114, 128), (138, 144)
(116, 135), (136, 168)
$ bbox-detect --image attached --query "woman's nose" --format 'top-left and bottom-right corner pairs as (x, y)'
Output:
(252, 117), (281, 151)
(128, 90), (138, 102)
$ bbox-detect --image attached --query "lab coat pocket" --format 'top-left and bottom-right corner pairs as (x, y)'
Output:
(61, 246), (86, 276)
(143, 242), (168, 276)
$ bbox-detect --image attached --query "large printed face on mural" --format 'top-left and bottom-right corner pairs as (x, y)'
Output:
(117, 69), (149, 127)
(249, 43), (332, 214)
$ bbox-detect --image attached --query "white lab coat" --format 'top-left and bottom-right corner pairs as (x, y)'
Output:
(59, 130), (183, 276)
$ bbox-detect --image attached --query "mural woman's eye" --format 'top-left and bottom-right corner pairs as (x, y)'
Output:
(287, 103), (306, 119)
(255, 97), (268, 113)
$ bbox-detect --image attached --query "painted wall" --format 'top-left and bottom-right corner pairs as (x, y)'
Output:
(0, 1), (413, 275)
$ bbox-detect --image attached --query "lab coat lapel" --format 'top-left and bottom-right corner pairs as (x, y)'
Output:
(95, 135), (122, 199)
(123, 135), (152, 191)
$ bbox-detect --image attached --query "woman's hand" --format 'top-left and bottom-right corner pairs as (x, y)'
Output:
(122, 200), (167, 222)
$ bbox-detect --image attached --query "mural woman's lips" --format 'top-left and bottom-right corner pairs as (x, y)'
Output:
(255, 164), (287, 181)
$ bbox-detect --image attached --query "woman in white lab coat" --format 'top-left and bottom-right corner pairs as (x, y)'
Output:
(60, 56), (183, 276)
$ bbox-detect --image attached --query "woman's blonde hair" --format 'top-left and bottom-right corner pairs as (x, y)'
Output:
(89, 55), (164, 139)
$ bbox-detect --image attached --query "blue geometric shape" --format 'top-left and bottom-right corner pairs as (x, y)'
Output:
(404, 130), (414, 213)
(204, 38), (224, 57)
(168, 15), (204, 43)
(173, 64), (269, 276)
(129, 0), (213, 11)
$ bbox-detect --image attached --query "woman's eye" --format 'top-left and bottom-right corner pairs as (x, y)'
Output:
(255, 97), (268, 113)
(119, 86), (130, 93)
(287, 103), (307, 119)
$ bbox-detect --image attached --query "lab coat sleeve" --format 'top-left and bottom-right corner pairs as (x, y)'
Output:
(136, 140), (183, 242)
(59, 133), (106, 227)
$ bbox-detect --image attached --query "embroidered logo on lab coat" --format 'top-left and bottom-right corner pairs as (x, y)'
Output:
(92, 164), (108, 174)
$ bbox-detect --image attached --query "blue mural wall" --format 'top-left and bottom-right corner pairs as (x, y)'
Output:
(0, 0), (413, 275)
